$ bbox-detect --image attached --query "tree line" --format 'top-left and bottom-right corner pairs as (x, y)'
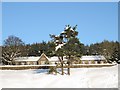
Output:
(1, 25), (120, 66)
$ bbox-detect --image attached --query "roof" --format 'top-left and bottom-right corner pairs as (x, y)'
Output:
(80, 55), (106, 61)
(39, 53), (49, 61)
(48, 56), (67, 62)
(15, 57), (40, 62)
(15, 54), (106, 62)
(15, 56), (68, 62)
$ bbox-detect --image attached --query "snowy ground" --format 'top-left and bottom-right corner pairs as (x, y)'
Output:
(0, 65), (118, 88)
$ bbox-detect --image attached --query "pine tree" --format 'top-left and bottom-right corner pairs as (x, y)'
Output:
(50, 25), (82, 75)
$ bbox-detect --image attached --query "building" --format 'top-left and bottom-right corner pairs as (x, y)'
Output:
(15, 53), (49, 65)
(80, 55), (107, 64)
(14, 53), (107, 65)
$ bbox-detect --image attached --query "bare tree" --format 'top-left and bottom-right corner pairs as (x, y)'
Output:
(2, 35), (24, 65)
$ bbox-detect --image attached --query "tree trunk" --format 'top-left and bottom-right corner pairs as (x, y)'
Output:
(61, 61), (64, 75)
(58, 56), (64, 75)
(68, 62), (70, 75)
(67, 56), (71, 75)
(67, 61), (70, 75)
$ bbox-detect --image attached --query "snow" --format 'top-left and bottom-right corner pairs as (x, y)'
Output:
(15, 57), (40, 62)
(61, 31), (65, 34)
(14, 55), (106, 63)
(55, 43), (65, 51)
(65, 26), (69, 30)
(0, 65), (118, 88)
(70, 27), (74, 31)
(0, 64), (56, 67)
(80, 55), (106, 61)
(72, 63), (116, 66)
(49, 56), (67, 62)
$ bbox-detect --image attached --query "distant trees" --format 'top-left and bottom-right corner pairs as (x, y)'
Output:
(24, 41), (55, 57)
(2, 36), (55, 65)
(1, 31), (119, 66)
(110, 42), (119, 63)
(84, 40), (120, 63)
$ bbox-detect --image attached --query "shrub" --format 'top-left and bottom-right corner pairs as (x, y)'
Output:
(48, 66), (57, 74)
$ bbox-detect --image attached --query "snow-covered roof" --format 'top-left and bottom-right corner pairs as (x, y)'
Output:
(39, 53), (49, 61)
(48, 56), (67, 62)
(15, 56), (67, 62)
(15, 54), (106, 62)
(80, 55), (106, 61)
(15, 53), (49, 62)
(15, 57), (40, 62)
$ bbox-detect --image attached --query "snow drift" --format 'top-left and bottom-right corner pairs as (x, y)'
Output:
(0, 65), (118, 88)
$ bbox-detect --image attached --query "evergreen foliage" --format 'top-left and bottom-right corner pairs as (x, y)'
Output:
(48, 66), (57, 74)
(1, 29), (120, 65)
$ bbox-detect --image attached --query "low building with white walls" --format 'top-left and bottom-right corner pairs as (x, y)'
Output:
(14, 53), (107, 65)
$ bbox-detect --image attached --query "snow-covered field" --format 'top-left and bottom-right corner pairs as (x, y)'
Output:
(0, 65), (118, 88)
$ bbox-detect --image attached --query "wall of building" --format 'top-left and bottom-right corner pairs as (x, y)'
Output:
(38, 55), (49, 65)
(15, 61), (37, 65)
